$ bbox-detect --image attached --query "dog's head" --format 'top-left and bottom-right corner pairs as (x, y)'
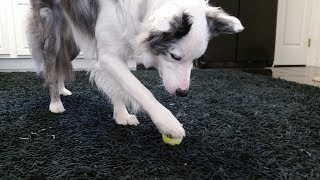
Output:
(141, 0), (244, 96)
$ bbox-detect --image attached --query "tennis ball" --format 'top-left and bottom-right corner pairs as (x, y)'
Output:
(162, 134), (183, 146)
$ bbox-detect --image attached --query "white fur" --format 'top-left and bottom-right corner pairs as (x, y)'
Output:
(58, 82), (72, 96)
(60, 0), (243, 138)
(112, 97), (140, 126)
(60, 87), (72, 96)
(49, 100), (65, 113)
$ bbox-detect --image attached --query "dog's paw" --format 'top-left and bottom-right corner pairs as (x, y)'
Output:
(49, 101), (65, 113)
(152, 109), (186, 138)
(60, 88), (72, 96)
(115, 114), (140, 126)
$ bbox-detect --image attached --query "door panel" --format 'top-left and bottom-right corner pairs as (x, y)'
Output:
(274, 0), (312, 65)
(12, 0), (31, 56)
(237, 0), (278, 63)
(0, 1), (11, 55)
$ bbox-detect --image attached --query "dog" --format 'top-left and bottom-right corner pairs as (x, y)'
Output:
(27, 0), (244, 138)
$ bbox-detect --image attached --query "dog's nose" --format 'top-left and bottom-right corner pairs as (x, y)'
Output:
(175, 88), (188, 97)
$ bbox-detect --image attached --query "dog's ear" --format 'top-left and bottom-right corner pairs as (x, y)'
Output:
(205, 6), (244, 38)
(150, 4), (181, 32)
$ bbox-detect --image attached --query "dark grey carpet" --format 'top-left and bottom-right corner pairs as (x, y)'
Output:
(1, 70), (320, 179)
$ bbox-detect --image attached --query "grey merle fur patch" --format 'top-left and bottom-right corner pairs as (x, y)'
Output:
(145, 13), (193, 55)
(60, 0), (101, 37)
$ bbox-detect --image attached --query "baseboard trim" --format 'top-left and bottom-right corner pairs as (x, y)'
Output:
(0, 58), (137, 72)
(273, 65), (306, 68)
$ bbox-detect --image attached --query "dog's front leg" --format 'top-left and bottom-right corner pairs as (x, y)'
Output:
(97, 54), (186, 138)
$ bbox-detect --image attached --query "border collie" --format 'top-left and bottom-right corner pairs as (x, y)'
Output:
(27, 0), (244, 138)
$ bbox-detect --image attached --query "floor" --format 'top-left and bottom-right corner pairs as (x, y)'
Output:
(242, 67), (320, 87)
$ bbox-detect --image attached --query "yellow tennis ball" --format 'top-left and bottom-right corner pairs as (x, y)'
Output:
(162, 134), (183, 146)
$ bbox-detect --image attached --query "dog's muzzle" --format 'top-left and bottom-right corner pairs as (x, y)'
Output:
(175, 88), (188, 97)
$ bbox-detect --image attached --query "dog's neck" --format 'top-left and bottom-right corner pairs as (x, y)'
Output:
(118, 0), (170, 68)
(117, 0), (169, 32)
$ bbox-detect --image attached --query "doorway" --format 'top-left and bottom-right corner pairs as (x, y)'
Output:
(274, 0), (320, 66)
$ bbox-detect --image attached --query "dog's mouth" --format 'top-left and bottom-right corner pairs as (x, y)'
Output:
(158, 69), (190, 97)
(163, 83), (189, 97)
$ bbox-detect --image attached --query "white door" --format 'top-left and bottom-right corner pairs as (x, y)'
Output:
(0, 0), (11, 55)
(12, 0), (31, 56)
(274, 0), (313, 66)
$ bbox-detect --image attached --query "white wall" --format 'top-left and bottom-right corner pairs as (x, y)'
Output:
(0, 0), (30, 59)
(0, 0), (38, 71)
(0, 0), (136, 72)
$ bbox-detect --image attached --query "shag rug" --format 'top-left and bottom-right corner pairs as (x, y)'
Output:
(0, 70), (320, 179)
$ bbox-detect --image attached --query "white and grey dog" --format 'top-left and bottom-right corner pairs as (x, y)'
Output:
(27, 0), (243, 138)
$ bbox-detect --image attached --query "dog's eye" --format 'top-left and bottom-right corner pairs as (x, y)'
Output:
(170, 53), (182, 61)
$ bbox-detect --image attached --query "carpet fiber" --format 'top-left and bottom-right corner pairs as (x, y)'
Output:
(1, 70), (320, 179)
